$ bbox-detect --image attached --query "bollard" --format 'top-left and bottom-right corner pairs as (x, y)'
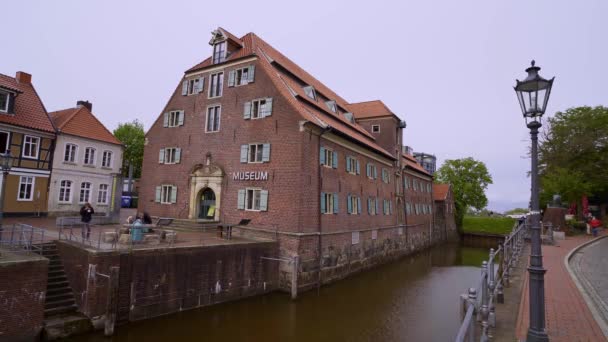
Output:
(479, 261), (490, 342)
(467, 288), (477, 342)
(496, 282), (504, 304)
(488, 248), (495, 289)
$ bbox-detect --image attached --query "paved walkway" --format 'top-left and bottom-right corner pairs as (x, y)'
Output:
(516, 233), (608, 341)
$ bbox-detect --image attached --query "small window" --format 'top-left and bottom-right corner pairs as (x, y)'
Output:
(18, 176), (34, 201)
(352, 231), (360, 245)
(325, 100), (337, 113)
(251, 99), (268, 119)
(58, 180), (72, 203)
(102, 151), (113, 168)
(303, 86), (316, 100)
(161, 185), (176, 204)
(346, 156), (359, 175)
(209, 72), (224, 98)
(79, 182), (91, 203)
(23, 135), (40, 159)
(84, 147), (96, 166)
(64, 143), (77, 163)
(321, 192), (336, 214)
(347, 195), (360, 215)
(382, 169), (390, 183)
(188, 78), (200, 95)
(343, 112), (355, 124)
(321, 148), (334, 168)
(372, 125), (380, 133)
(212, 41), (227, 64)
(0, 131), (8, 153)
(167, 111), (182, 127)
(248, 144), (264, 163)
(97, 184), (109, 204)
(368, 197), (378, 215)
(246, 188), (262, 211)
(164, 147), (180, 164)
(206, 105), (221, 132)
(236, 68), (249, 86)
(366, 163), (377, 179)
(0, 91), (8, 113)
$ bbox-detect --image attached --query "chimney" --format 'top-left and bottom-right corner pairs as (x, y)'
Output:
(77, 100), (92, 111)
(15, 71), (32, 84)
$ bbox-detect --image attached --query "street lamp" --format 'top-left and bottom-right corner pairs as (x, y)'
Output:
(0, 151), (12, 245)
(514, 60), (554, 342)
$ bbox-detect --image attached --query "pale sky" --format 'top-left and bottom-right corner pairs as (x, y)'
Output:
(4, 0), (607, 212)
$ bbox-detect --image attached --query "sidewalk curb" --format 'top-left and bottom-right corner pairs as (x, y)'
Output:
(564, 235), (608, 340)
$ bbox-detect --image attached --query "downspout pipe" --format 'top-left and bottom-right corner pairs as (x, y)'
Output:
(317, 125), (333, 291)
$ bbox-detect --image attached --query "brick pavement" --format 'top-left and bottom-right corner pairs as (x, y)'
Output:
(516, 233), (608, 341)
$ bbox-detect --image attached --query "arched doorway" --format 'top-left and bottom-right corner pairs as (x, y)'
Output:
(198, 188), (216, 219)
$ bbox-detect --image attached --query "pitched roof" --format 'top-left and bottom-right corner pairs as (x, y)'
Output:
(49, 106), (122, 145)
(403, 153), (431, 176)
(349, 100), (395, 119)
(433, 183), (451, 201)
(0, 73), (55, 133)
(185, 28), (395, 160)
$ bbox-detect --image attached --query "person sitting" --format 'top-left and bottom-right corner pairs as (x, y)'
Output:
(143, 212), (153, 225)
(126, 216), (134, 224)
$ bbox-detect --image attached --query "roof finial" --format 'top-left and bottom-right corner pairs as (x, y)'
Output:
(531, 60), (536, 67)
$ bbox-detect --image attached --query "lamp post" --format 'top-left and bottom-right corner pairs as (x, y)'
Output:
(0, 151), (12, 244)
(514, 60), (554, 342)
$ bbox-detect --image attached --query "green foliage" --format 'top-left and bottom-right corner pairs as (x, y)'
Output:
(113, 120), (145, 178)
(540, 106), (608, 205)
(462, 216), (516, 235)
(435, 157), (493, 229)
(504, 208), (528, 215)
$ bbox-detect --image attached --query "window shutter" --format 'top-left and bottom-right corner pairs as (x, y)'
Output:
(198, 77), (204, 93)
(373, 166), (377, 179)
(7, 94), (15, 114)
(170, 186), (177, 203)
(260, 190), (269, 211)
(375, 198), (378, 214)
(163, 112), (169, 127)
(175, 148), (181, 163)
(332, 151), (338, 169)
(357, 197), (361, 215)
(347, 195), (352, 214)
(181, 80), (188, 95)
(262, 143), (270, 162)
(228, 70), (236, 87)
(320, 192), (326, 214)
(333, 193), (338, 214)
(366, 163), (370, 177)
(155, 186), (161, 203)
(178, 111), (185, 126)
(264, 98), (273, 117)
(237, 189), (246, 210)
(243, 102), (252, 119)
(368, 198), (371, 215)
(389, 201), (393, 214)
(346, 157), (351, 172)
(240, 145), (249, 163)
(158, 149), (165, 164)
(247, 65), (255, 83)
(319, 147), (326, 165)
(356, 160), (360, 175)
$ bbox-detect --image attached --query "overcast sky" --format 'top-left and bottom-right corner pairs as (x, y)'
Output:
(4, 0), (606, 212)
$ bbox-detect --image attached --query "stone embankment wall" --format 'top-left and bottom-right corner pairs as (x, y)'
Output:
(0, 251), (48, 341)
(57, 241), (278, 324)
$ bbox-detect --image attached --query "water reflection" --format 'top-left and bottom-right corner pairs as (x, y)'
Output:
(74, 243), (486, 342)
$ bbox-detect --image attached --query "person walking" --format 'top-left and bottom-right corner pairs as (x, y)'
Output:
(590, 216), (602, 237)
(80, 202), (94, 240)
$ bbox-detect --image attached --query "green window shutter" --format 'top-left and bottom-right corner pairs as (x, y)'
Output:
(332, 151), (338, 169)
(237, 189), (246, 210)
(175, 148), (181, 163)
(356, 160), (360, 175)
(260, 190), (269, 211)
(244, 102), (252, 119)
(262, 143), (270, 162)
(333, 193), (339, 214)
(247, 65), (255, 83)
(163, 112), (169, 127)
(158, 149), (165, 164)
(264, 98), (273, 117)
(347, 195), (352, 214)
(181, 80), (188, 95)
(170, 186), (177, 203)
(228, 70), (236, 87)
(320, 147), (326, 165)
(320, 192), (326, 214)
(240, 145), (249, 163)
(178, 111), (185, 126)
(155, 186), (161, 203)
(357, 197), (361, 215)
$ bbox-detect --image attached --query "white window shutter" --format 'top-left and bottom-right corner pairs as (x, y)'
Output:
(163, 112), (169, 127)
(181, 80), (188, 95)
(264, 98), (273, 117)
(155, 186), (161, 203)
(262, 144), (270, 162)
(237, 189), (246, 209)
(260, 190), (269, 211)
(175, 148), (181, 163)
(240, 145), (249, 163)
(228, 70), (236, 87)
(158, 149), (165, 164)
(170, 186), (177, 203)
(178, 111), (185, 126)
(243, 102), (252, 119)
(247, 65), (255, 83)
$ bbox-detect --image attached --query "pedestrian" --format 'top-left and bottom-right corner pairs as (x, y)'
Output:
(143, 212), (153, 224)
(590, 216), (602, 237)
(80, 202), (94, 240)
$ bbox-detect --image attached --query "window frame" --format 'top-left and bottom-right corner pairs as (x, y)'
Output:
(371, 125), (380, 133)
(64, 143), (78, 163)
(160, 185), (175, 204)
(235, 67), (250, 86)
(83, 147), (96, 166)
(0, 90), (8, 113)
(79, 182), (92, 204)
(97, 184), (109, 205)
(247, 143), (265, 163)
(322, 192), (335, 215)
(22, 135), (40, 159)
(245, 188), (262, 211)
(205, 105), (221, 133)
(17, 176), (35, 201)
(322, 148), (334, 168)
(251, 98), (268, 119)
(212, 41), (227, 64)
(0, 130), (9, 154)
(164, 147), (179, 164)
(303, 86), (317, 101)
(101, 150), (113, 168)
(187, 78), (200, 95)
(58, 179), (72, 203)
(168, 110), (181, 127)
(208, 72), (224, 98)
(348, 195), (359, 215)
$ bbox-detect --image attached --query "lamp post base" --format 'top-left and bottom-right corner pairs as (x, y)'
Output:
(527, 328), (550, 342)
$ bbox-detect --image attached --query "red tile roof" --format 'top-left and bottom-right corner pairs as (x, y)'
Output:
(403, 153), (431, 176)
(49, 106), (122, 145)
(349, 100), (395, 119)
(0, 73), (55, 133)
(433, 183), (451, 201)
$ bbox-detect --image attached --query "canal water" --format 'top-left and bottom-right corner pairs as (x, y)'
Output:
(75, 243), (488, 342)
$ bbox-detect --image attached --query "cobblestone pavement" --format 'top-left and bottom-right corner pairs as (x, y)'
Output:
(516, 233), (608, 341)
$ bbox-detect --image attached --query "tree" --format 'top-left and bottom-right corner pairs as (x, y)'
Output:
(434, 157), (493, 229)
(504, 208), (529, 215)
(540, 167), (592, 210)
(113, 120), (145, 185)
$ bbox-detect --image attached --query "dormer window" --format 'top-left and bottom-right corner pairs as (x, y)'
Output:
(325, 100), (337, 113)
(303, 86), (317, 101)
(213, 41), (227, 64)
(344, 112), (355, 124)
(0, 90), (9, 113)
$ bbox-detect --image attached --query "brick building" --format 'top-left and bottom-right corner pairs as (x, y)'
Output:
(140, 28), (455, 288)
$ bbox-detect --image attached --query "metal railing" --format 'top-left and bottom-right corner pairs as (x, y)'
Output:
(58, 224), (180, 251)
(455, 222), (528, 341)
(0, 224), (47, 253)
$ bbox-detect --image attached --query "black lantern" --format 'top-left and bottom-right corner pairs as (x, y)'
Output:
(0, 152), (11, 173)
(514, 60), (554, 122)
